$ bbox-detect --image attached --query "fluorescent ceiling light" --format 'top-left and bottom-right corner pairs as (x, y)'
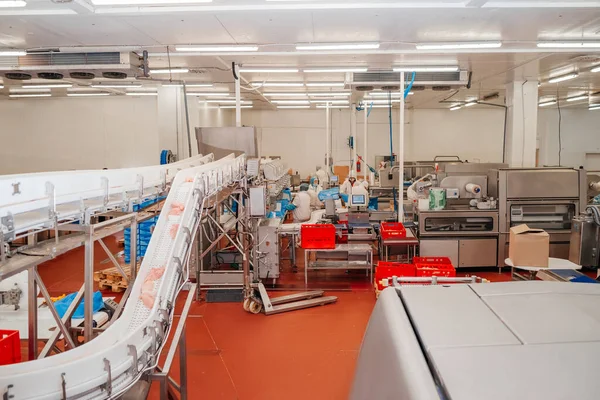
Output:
(368, 105), (396, 108)
(0, 1), (26, 7)
(186, 91), (231, 96)
(365, 99), (401, 105)
(9, 93), (51, 98)
(589, 105), (600, 111)
(450, 105), (462, 111)
(91, 83), (142, 88)
(126, 92), (158, 96)
(548, 73), (578, 84)
(366, 92), (413, 98)
(204, 100), (251, 104)
(67, 92), (111, 97)
(309, 100), (349, 104)
(416, 42), (502, 50)
(219, 105), (253, 109)
(537, 42), (600, 48)
(92, 0), (211, 5)
(393, 66), (459, 72)
(464, 101), (478, 107)
(591, 65), (600, 73)
(296, 43), (380, 51)
(316, 105), (349, 109)
(264, 92), (308, 97)
(251, 82), (304, 87)
(539, 100), (557, 107)
(0, 85), (3, 89)
(10, 88), (51, 93)
(304, 67), (368, 73)
(162, 83), (214, 87)
(271, 100), (310, 105)
(306, 82), (345, 87)
(149, 68), (189, 74)
(239, 68), (299, 73)
(176, 45), (258, 52)
(22, 83), (72, 89)
(566, 95), (588, 102)
(277, 106), (311, 109)
(308, 92), (351, 96)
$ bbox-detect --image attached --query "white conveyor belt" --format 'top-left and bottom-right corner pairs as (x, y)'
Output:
(0, 153), (246, 400)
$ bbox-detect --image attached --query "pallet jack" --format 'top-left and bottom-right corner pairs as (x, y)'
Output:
(243, 282), (337, 315)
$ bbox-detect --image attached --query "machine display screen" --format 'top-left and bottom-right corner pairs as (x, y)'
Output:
(330, 175), (339, 183)
(352, 194), (366, 205)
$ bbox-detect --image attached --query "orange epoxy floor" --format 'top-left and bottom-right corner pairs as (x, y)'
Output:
(29, 235), (524, 399)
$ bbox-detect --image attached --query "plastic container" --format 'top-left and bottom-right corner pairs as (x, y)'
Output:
(413, 256), (456, 277)
(0, 330), (21, 365)
(375, 262), (416, 291)
(300, 224), (336, 249)
(380, 222), (407, 240)
(429, 188), (446, 211)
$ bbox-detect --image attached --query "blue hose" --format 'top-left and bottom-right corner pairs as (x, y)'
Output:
(388, 72), (416, 163)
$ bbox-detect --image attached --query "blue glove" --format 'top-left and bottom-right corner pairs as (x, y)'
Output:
(285, 203), (297, 211)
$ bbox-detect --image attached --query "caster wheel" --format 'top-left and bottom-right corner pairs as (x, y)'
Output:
(243, 298), (252, 312)
(249, 300), (262, 314)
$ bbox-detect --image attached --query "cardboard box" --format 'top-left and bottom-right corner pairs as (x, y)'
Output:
(509, 224), (549, 267)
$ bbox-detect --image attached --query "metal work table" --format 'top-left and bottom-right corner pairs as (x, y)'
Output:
(380, 228), (419, 262)
(505, 257), (582, 281)
(304, 243), (373, 287)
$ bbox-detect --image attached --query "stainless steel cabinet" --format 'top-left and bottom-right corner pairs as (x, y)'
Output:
(420, 238), (497, 268)
(420, 239), (459, 267)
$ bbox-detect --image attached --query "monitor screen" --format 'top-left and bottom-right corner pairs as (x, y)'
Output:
(351, 194), (366, 205)
(330, 175), (339, 183)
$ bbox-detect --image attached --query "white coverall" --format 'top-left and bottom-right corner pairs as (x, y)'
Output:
(292, 192), (312, 222)
(316, 168), (329, 185)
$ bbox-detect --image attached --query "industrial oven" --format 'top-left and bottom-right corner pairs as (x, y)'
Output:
(490, 168), (587, 267)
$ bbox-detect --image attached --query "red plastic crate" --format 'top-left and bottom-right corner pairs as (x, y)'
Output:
(375, 262), (416, 291)
(301, 224), (336, 249)
(380, 222), (407, 240)
(413, 257), (456, 277)
(0, 330), (21, 365)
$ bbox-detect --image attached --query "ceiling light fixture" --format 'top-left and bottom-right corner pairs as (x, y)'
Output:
(305, 82), (345, 87)
(149, 68), (189, 74)
(416, 42), (502, 50)
(449, 105), (462, 111)
(309, 100), (349, 104)
(277, 106), (311, 109)
(537, 42), (600, 48)
(589, 105), (600, 111)
(316, 105), (349, 109)
(368, 105), (396, 108)
(548, 73), (578, 83)
(539, 100), (557, 107)
(263, 92), (308, 97)
(308, 92), (351, 96)
(67, 92), (111, 97)
(204, 100), (252, 104)
(219, 105), (253, 109)
(0, 50), (26, 56)
(464, 101), (478, 107)
(303, 67), (368, 73)
(591, 65), (600, 73)
(9, 93), (52, 98)
(366, 92), (413, 98)
(125, 92), (159, 96)
(393, 66), (459, 72)
(185, 91), (231, 96)
(175, 45), (258, 52)
(566, 95), (588, 102)
(162, 83), (214, 87)
(271, 100), (310, 105)
(22, 83), (72, 89)
(296, 43), (380, 51)
(91, 84), (142, 88)
(239, 68), (299, 73)
(91, 0), (212, 5)
(365, 99), (402, 104)
(0, 85), (3, 89)
(251, 82), (304, 87)
(10, 88), (51, 93)
(0, 1), (26, 8)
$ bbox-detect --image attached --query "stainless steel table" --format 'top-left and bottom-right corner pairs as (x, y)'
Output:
(304, 243), (373, 287)
(505, 257), (582, 281)
(380, 228), (419, 262)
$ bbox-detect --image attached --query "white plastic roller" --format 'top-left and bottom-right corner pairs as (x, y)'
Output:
(465, 183), (482, 195)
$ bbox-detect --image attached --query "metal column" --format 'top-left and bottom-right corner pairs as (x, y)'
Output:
(398, 72), (405, 223)
(27, 267), (38, 360)
(83, 227), (95, 342)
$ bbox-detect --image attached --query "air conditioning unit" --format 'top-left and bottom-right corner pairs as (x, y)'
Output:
(0, 52), (142, 80)
(345, 70), (470, 90)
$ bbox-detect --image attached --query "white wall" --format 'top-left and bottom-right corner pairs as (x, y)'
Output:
(243, 107), (506, 177)
(0, 94), (234, 175)
(538, 108), (600, 170)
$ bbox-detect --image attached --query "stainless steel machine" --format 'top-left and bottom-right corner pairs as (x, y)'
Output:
(490, 168), (587, 267)
(569, 205), (600, 269)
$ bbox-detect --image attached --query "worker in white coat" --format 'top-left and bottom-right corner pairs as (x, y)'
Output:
(340, 175), (357, 195)
(315, 166), (329, 186)
(292, 190), (312, 222)
(352, 180), (369, 197)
